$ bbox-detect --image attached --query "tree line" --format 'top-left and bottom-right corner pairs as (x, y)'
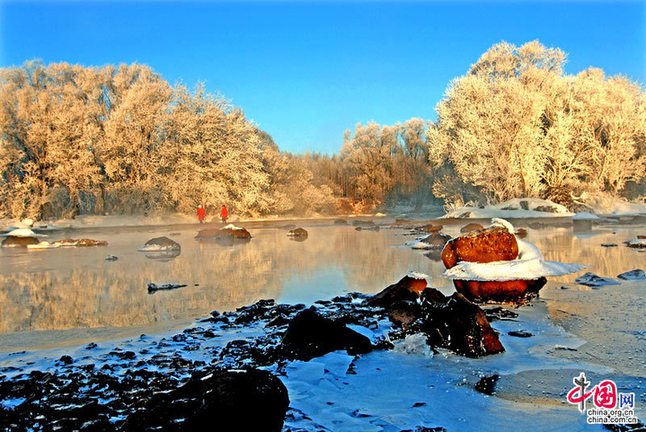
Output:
(1, 41), (644, 220)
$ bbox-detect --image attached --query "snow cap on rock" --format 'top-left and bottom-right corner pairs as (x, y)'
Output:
(490, 218), (515, 234)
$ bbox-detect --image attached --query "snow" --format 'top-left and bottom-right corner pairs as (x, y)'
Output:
(442, 198), (573, 219)
(579, 193), (646, 216)
(0, 228), (47, 238)
(223, 224), (245, 230)
(491, 217), (515, 233)
(27, 241), (61, 250)
(575, 272), (621, 287)
(406, 271), (429, 280)
(571, 212), (600, 220)
(442, 239), (586, 282)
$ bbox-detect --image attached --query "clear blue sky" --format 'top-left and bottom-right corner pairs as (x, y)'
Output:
(1, 1), (644, 154)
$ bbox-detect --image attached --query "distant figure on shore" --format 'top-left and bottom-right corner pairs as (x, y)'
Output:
(197, 204), (206, 224)
(220, 205), (228, 223)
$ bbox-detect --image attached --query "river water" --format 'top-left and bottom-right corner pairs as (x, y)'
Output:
(1, 216), (645, 429)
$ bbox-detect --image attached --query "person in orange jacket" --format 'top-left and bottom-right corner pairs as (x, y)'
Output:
(220, 205), (228, 223)
(197, 204), (206, 223)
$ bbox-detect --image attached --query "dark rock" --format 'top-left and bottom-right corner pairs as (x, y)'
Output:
(617, 269), (646, 280)
(419, 232), (451, 249)
(58, 355), (73, 365)
(2, 236), (39, 247)
(400, 426), (447, 432)
(195, 226), (252, 241)
(460, 223), (484, 233)
(352, 220), (375, 227)
(287, 228), (308, 240)
(334, 219), (348, 225)
(507, 330), (533, 338)
(366, 275), (427, 308)
(458, 211), (471, 219)
(601, 243), (618, 248)
(575, 272), (620, 287)
(279, 307), (372, 361)
(442, 226), (518, 269)
(140, 236), (180, 252)
(105, 255), (118, 261)
(603, 421), (646, 432)
(122, 368), (289, 432)
(147, 282), (188, 293)
(483, 307), (519, 321)
(519, 200), (529, 210)
(475, 374), (499, 395)
(420, 289), (504, 357)
(388, 300), (421, 329)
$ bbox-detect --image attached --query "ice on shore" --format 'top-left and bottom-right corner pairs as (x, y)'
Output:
(27, 241), (61, 250)
(442, 198), (573, 219)
(0, 228), (47, 238)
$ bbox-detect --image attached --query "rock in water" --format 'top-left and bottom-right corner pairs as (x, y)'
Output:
(442, 226), (518, 269)
(279, 307), (372, 361)
(195, 225), (252, 241)
(2, 236), (39, 247)
(148, 282), (188, 293)
(420, 289), (504, 358)
(453, 277), (547, 302)
(367, 274), (427, 308)
(460, 223), (484, 233)
(617, 269), (646, 280)
(53, 238), (108, 247)
(575, 272), (620, 287)
(139, 236), (180, 251)
(287, 228), (308, 239)
(475, 374), (500, 395)
(122, 368), (289, 432)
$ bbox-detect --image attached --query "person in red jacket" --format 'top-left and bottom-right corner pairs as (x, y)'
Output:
(220, 205), (228, 223)
(197, 204), (206, 223)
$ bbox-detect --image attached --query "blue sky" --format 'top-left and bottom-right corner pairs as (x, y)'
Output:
(1, 1), (644, 154)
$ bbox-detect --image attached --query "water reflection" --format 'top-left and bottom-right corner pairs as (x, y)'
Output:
(1, 222), (644, 361)
(0, 225), (442, 338)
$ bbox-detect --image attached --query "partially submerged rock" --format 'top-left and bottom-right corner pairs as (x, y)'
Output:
(2, 236), (39, 247)
(279, 307), (372, 361)
(460, 223), (484, 233)
(452, 278), (547, 302)
(626, 237), (646, 249)
(617, 269), (646, 280)
(138, 236), (181, 252)
(195, 225), (252, 242)
(575, 272), (620, 287)
(147, 282), (188, 293)
(420, 289), (504, 358)
(287, 228), (308, 240)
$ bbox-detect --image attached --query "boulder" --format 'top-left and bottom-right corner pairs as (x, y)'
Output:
(453, 277), (547, 302)
(460, 223), (484, 233)
(515, 228), (528, 239)
(122, 368), (289, 432)
(139, 236), (180, 252)
(421, 224), (443, 233)
(287, 228), (308, 239)
(334, 219), (348, 225)
(279, 307), (372, 361)
(2, 236), (39, 247)
(366, 275), (427, 308)
(420, 289), (504, 358)
(195, 225), (252, 241)
(388, 300), (421, 329)
(441, 226), (518, 269)
(352, 220), (375, 227)
(419, 232), (451, 249)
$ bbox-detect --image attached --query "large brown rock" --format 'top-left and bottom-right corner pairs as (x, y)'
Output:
(453, 277), (547, 302)
(195, 226), (252, 241)
(2, 236), (39, 247)
(287, 228), (308, 239)
(141, 236), (180, 251)
(366, 275), (427, 308)
(420, 232), (451, 249)
(460, 223), (484, 233)
(441, 226), (518, 269)
(420, 289), (504, 357)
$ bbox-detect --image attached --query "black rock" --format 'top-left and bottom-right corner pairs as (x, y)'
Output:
(475, 374), (500, 395)
(507, 330), (533, 338)
(122, 368), (289, 432)
(279, 307), (372, 361)
(617, 269), (646, 281)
